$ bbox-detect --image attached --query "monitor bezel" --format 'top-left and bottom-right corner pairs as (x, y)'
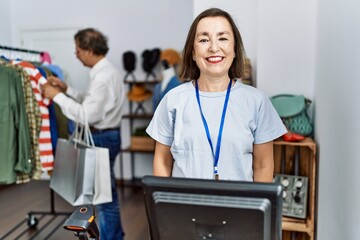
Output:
(142, 176), (283, 240)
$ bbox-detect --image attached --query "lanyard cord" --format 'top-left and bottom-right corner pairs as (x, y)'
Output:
(195, 79), (232, 179)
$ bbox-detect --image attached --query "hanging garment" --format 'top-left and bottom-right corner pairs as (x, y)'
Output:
(36, 65), (59, 154)
(12, 60), (54, 171)
(18, 65), (42, 182)
(0, 63), (33, 184)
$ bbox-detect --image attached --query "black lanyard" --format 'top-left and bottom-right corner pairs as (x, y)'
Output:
(195, 79), (232, 180)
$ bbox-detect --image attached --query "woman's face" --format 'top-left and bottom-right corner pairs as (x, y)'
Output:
(193, 16), (235, 80)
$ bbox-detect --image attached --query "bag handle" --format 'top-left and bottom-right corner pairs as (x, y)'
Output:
(271, 94), (312, 105)
(83, 111), (95, 147)
(70, 108), (95, 148)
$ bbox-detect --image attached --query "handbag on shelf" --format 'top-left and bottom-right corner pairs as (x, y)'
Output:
(270, 94), (313, 136)
(50, 114), (112, 206)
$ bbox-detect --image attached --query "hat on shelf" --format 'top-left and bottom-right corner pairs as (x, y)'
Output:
(127, 83), (153, 102)
(123, 51), (137, 81)
(160, 48), (181, 66)
(142, 48), (161, 74)
(142, 48), (161, 81)
(123, 51), (136, 73)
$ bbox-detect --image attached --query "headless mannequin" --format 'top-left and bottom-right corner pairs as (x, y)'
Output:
(161, 60), (176, 92)
(153, 60), (180, 111)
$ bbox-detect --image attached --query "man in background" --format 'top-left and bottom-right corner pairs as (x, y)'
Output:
(42, 28), (125, 240)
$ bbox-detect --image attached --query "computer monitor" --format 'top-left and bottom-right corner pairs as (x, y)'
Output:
(142, 176), (283, 240)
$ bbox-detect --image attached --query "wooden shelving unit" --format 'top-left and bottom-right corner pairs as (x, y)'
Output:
(273, 137), (317, 240)
(119, 80), (158, 183)
(123, 113), (153, 119)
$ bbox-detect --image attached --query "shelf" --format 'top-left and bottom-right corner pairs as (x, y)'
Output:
(282, 216), (306, 224)
(274, 137), (316, 153)
(123, 114), (153, 119)
(121, 147), (154, 153)
(282, 219), (313, 236)
(273, 137), (317, 240)
(124, 80), (160, 84)
(120, 79), (158, 184)
(282, 215), (314, 236)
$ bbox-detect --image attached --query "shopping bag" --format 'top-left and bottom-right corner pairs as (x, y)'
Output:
(50, 114), (112, 206)
(50, 139), (96, 206)
(92, 146), (112, 205)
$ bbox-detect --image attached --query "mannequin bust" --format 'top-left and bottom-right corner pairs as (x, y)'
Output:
(161, 60), (176, 92)
(153, 59), (181, 111)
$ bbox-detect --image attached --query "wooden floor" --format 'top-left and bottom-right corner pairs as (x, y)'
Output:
(0, 180), (149, 240)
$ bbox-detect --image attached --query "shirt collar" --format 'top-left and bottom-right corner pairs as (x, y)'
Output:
(90, 57), (108, 78)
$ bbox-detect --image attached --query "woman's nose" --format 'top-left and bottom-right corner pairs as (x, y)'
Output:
(208, 41), (220, 52)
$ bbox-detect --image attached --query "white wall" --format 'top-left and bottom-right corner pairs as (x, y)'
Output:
(257, 0), (316, 98)
(315, 0), (360, 239)
(7, 0), (193, 82)
(0, 0), (11, 44)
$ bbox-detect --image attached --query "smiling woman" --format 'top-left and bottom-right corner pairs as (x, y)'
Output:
(146, 7), (287, 183)
(180, 8), (246, 84)
(193, 16), (236, 90)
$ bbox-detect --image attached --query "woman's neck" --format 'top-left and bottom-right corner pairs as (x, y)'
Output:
(197, 77), (231, 92)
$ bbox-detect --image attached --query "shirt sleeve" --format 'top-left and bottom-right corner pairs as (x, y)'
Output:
(53, 92), (86, 124)
(146, 94), (175, 146)
(66, 86), (84, 102)
(253, 93), (287, 144)
(54, 71), (114, 126)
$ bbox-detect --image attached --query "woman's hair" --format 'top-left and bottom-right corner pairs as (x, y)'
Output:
(74, 28), (109, 56)
(179, 8), (246, 81)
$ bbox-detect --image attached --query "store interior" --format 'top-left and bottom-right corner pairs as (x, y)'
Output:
(1, 0), (360, 239)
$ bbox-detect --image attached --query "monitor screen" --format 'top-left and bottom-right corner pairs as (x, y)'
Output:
(142, 176), (283, 240)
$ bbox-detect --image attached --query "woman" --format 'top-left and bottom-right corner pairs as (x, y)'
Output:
(146, 8), (286, 182)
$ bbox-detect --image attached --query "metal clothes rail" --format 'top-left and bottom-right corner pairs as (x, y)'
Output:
(1, 189), (71, 240)
(0, 45), (71, 239)
(0, 45), (42, 54)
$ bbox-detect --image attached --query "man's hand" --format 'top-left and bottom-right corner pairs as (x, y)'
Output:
(47, 76), (68, 92)
(41, 82), (62, 99)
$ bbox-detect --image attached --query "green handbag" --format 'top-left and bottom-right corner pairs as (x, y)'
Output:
(270, 94), (313, 136)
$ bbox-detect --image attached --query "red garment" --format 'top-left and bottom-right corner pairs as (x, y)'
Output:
(12, 60), (54, 170)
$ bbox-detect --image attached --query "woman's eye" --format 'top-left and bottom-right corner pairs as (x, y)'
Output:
(219, 37), (229, 41)
(199, 38), (209, 43)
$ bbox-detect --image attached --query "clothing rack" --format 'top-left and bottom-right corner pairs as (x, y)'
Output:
(2, 190), (71, 239)
(0, 44), (43, 63)
(0, 45), (42, 54)
(0, 45), (72, 239)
